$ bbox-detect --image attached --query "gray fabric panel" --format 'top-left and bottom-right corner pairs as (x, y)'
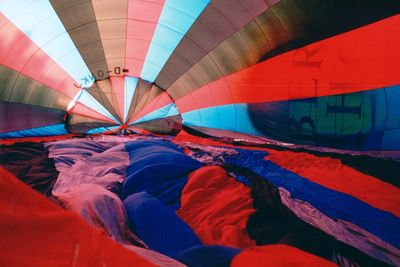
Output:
(0, 65), (70, 110)
(155, 0), (272, 90)
(50, 0), (109, 80)
(129, 84), (163, 121)
(86, 82), (120, 121)
(126, 79), (153, 122)
(130, 115), (182, 135)
(66, 113), (118, 133)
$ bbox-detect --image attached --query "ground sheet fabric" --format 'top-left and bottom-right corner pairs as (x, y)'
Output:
(1, 134), (399, 266)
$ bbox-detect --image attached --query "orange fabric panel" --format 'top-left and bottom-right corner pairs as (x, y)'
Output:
(0, 167), (155, 267)
(266, 151), (400, 217)
(177, 166), (256, 248)
(231, 245), (337, 267)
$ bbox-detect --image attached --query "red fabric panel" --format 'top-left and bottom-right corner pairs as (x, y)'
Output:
(110, 76), (125, 121)
(69, 103), (117, 123)
(177, 166), (256, 248)
(266, 150), (400, 217)
(173, 131), (271, 152)
(127, 127), (152, 135)
(0, 134), (78, 145)
(231, 245), (337, 267)
(173, 130), (235, 147)
(125, 0), (165, 77)
(128, 92), (173, 124)
(0, 167), (156, 267)
(0, 14), (79, 99)
(176, 15), (400, 113)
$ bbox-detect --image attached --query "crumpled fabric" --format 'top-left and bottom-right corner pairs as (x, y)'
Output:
(54, 183), (144, 247)
(56, 192), (188, 267)
(223, 148), (400, 251)
(267, 150), (400, 217)
(279, 188), (400, 266)
(183, 143), (238, 165)
(177, 166), (256, 248)
(46, 138), (114, 171)
(0, 167), (157, 267)
(50, 142), (129, 196)
(124, 191), (201, 260)
(122, 139), (204, 210)
(0, 142), (59, 196)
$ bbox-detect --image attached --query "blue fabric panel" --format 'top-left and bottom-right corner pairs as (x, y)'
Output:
(131, 103), (179, 125)
(125, 139), (181, 151)
(0, 0), (92, 87)
(224, 148), (400, 248)
(123, 192), (201, 259)
(145, 176), (189, 211)
(182, 104), (263, 136)
(385, 85), (400, 130)
(382, 129), (400, 150)
(0, 124), (67, 139)
(178, 245), (241, 267)
(182, 86), (399, 151)
(245, 85), (400, 150)
(140, 0), (210, 82)
(122, 140), (203, 209)
(359, 131), (384, 150)
(124, 77), (138, 123)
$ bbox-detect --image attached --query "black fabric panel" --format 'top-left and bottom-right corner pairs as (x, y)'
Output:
(336, 156), (400, 187)
(0, 142), (59, 196)
(0, 65), (70, 110)
(0, 101), (66, 134)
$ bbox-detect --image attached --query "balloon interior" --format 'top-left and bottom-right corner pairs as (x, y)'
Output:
(0, 1), (399, 266)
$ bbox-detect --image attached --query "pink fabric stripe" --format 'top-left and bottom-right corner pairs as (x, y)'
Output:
(110, 76), (126, 122)
(125, 0), (165, 77)
(0, 14), (119, 122)
(70, 103), (117, 123)
(0, 13), (79, 99)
